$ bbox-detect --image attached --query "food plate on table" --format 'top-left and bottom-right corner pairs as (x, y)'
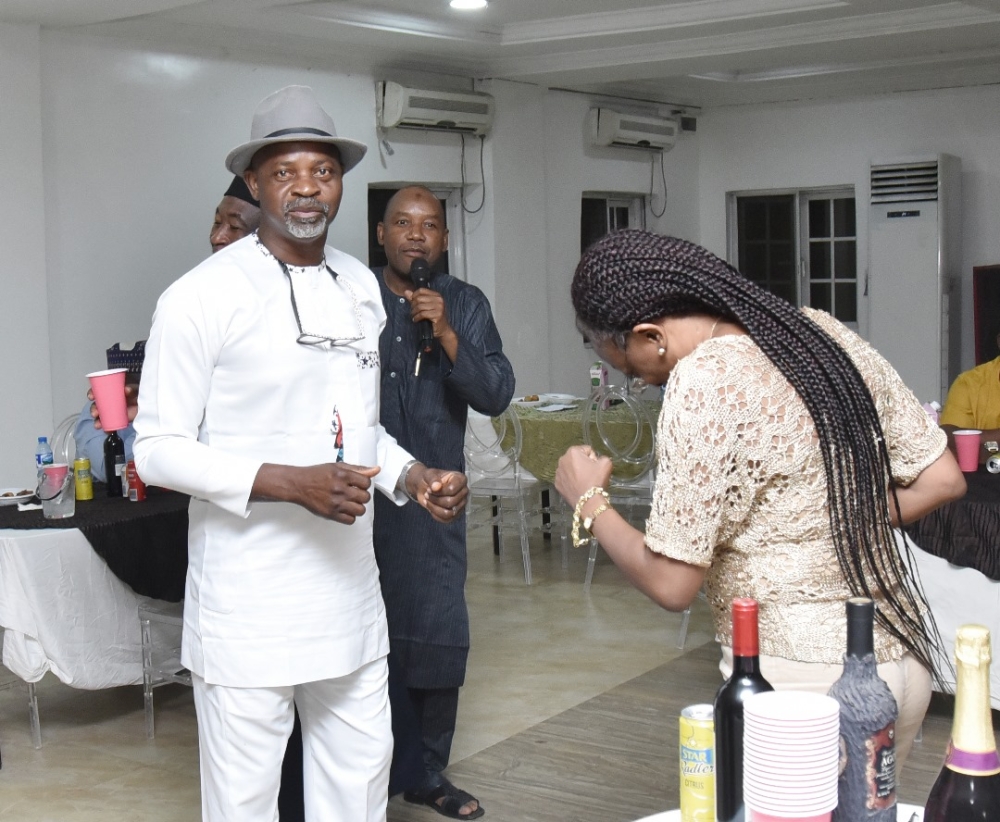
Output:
(0, 487), (35, 506)
(541, 393), (578, 404)
(512, 395), (545, 408)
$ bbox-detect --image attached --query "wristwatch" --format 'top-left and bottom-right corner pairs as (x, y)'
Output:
(985, 441), (1000, 474)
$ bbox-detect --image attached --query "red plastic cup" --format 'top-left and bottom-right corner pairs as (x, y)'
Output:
(39, 462), (68, 487)
(37, 463), (75, 518)
(953, 429), (982, 472)
(86, 368), (130, 432)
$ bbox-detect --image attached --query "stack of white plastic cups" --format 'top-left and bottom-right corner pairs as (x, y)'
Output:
(742, 691), (840, 822)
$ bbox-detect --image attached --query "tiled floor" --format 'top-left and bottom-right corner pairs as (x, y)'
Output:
(0, 527), (714, 821)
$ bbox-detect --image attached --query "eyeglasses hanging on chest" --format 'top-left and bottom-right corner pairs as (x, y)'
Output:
(277, 259), (366, 347)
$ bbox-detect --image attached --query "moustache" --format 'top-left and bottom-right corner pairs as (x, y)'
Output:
(283, 198), (330, 217)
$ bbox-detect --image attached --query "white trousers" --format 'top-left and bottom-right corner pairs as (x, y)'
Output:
(192, 657), (391, 822)
(720, 647), (931, 778)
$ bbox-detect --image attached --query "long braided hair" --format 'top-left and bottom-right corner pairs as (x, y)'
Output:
(573, 229), (940, 675)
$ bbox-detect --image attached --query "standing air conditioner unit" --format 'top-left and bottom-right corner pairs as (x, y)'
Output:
(868, 154), (961, 404)
(377, 81), (494, 135)
(586, 108), (676, 151)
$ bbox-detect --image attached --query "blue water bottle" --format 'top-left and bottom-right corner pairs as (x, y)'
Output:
(35, 436), (54, 473)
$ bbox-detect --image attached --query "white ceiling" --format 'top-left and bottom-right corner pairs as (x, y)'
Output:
(6, 0), (1000, 109)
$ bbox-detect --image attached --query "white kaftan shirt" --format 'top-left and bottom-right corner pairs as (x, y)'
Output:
(133, 235), (412, 687)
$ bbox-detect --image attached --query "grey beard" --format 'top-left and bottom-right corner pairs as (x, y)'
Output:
(285, 214), (328, 239)
(284, 198), (329, 239)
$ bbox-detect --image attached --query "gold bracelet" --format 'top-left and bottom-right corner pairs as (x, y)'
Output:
(572, 487), (610, 548)
(583, 503), (611, 535)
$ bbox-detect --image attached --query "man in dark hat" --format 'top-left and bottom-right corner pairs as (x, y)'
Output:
(210, 175), (260, 252)
(133, 85), (468, 822)
(75, 176), (260, 476)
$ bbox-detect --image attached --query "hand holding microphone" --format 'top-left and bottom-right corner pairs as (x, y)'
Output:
(410, 257), (436, 355)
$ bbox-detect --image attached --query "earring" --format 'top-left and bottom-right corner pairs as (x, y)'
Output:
(658, 347), (666, 356)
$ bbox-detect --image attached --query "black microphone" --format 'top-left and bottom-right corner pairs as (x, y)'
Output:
(410, 258), (435, 355)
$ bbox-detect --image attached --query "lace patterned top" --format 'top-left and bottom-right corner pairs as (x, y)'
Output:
(645, 308), (947, 665)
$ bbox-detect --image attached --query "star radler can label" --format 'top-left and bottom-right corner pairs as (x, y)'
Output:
(73, 457), (94, 501)
(679, 703), (715, 822)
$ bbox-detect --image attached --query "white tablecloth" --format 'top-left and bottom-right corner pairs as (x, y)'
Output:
(0, 526), (148, 688)
(909, 536), (1000, 708)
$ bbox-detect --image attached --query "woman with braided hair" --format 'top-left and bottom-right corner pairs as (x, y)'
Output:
(555, 229), (965, 771)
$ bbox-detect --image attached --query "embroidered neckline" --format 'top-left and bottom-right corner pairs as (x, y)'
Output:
(253, 231), (327, 274)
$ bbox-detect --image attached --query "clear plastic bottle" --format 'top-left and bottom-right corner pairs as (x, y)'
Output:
(35, 436), (54, 472)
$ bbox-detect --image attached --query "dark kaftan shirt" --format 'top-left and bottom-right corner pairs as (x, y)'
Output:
(373, 267), (515, 688)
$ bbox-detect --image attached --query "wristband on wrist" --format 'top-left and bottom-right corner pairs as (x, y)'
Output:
(583, 503), (611, 535)
(572, 486), (610, 548)
(397, 459), (421, 503)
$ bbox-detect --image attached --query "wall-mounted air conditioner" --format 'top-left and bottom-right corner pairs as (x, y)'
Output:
(586, 108), (676, 151)
(867, 154), (961, 404)
(377, 81), (495, 136)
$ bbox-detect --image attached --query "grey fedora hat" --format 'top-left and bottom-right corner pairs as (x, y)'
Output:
(225, 85), (367, 175)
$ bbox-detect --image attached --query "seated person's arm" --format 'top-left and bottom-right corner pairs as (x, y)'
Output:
(73, 386), (138, 479)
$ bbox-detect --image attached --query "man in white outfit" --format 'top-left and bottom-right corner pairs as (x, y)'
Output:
(133, 85), (468, 822)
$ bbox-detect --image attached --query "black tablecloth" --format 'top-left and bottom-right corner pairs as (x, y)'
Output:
(0, 484), (189, 601)
(906, 469), (1000, 581)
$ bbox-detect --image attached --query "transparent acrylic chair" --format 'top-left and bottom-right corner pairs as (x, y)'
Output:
(50, 413), (78, 466)
(465, 407), (542, 584)
(0, 673), (41, 748)
(580, 385), (657, 590)
(138, 597), (191, 738)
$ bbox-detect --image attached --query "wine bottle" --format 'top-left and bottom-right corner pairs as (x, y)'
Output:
(924, 624), (1000, 821)
(103, 431), (126, 497)
(827, 597), (898, 821)
(714, 597), (774, 822)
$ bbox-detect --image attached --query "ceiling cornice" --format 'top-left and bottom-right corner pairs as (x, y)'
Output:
(489, 2), (1000, 77)
(501, 0), (846, 45)
(690, 45), (1000, 82)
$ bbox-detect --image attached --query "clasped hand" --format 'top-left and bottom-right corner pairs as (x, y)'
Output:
(284, 462), (468, 525)
(555, 445), (614, 507)
(404, 464), (469, 523)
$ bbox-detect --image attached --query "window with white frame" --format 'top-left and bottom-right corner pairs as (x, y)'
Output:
(581, 194), (645, 253)
(728, 188), (858, 326)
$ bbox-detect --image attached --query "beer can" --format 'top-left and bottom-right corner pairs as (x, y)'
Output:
(126, 460), (146, 502)
(73, 457), (94, 501)
(679, 703), (715, 822)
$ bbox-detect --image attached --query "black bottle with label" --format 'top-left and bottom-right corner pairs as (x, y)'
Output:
(827, 597), (898, 821)
(103, 431), (126, 497)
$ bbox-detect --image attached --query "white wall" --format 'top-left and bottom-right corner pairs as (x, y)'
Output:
(39, 33), (472, 425)
(482, 80), (699, 398)
(542, 90), (699, 396)
(697, 86), (1000, 377)
(0, 23), (51, 486)
(0, 29), (703, 485)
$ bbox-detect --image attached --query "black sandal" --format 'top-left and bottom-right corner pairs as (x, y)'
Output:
(404, 778), (485, 820)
